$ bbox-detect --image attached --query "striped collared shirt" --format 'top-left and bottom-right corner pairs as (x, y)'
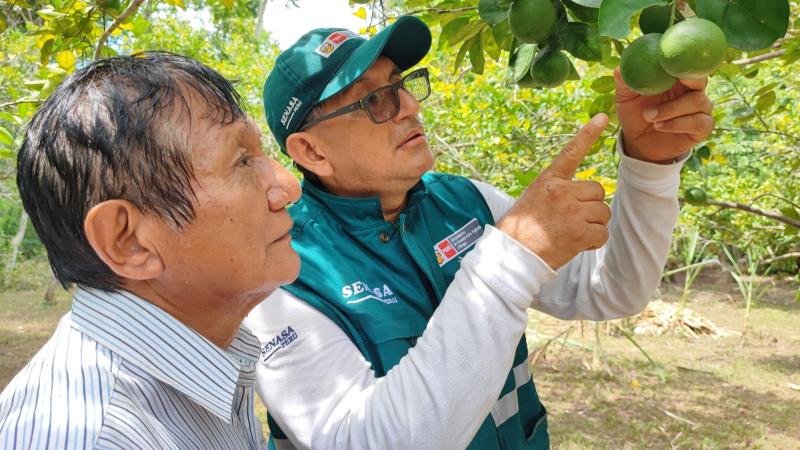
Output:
(0, 288), (267, 449)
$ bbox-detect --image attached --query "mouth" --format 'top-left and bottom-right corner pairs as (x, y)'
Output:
(397, 127), (426, 148)
(272, 224), (293, 244)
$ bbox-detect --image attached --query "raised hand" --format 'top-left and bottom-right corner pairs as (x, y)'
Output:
(615, 67), (715, 164)
(497, 114), (611, 270)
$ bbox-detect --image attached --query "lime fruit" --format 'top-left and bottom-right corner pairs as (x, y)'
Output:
(509, 0), (557, 44)
(531, 50), (570, 88)
(638, 5), (673, 34)
(620, 34), (677, 96)
(658, 18), (727, 79)
(684, 187), (708, 205)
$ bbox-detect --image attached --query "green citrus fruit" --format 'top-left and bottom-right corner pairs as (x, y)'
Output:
(658, 18), (727, 79)
(620, 34), (677, 96)
(509, 0), (557, 44)
(684, 187), (708, 205)
(531, 50), (570, 88)
(638, 5), (673, 34)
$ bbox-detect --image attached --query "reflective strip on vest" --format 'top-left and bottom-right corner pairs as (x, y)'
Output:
(491, 361), (531, 426)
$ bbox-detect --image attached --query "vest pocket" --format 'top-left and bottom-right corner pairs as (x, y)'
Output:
(524, 406), (549, 447)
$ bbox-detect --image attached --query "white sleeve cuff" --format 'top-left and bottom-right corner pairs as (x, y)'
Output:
(616, 135), (689, 194)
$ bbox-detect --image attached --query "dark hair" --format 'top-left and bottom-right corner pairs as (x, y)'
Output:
(17, 51), (246, 291)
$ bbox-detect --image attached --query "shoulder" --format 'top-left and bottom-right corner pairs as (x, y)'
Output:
(0, 313), (120, 448)
(244, 289), (350, 366)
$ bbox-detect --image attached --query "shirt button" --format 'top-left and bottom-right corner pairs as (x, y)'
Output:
(379, 232), (390, 243)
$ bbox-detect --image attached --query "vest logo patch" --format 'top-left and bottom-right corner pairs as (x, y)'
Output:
(314, 31), (358, 58)
(434, 218), (483, 267)
(341, 280), (399, 305)
(260, 326), (298, 362)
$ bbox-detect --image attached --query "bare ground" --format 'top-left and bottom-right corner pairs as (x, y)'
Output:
(1, 272), (797, 449)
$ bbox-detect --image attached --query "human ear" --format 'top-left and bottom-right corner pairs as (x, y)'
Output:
(83, 200), (164, 281)
(285, 132), (334, 177)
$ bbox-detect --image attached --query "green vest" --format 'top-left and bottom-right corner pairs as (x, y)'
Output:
(270, 173), (549, 449)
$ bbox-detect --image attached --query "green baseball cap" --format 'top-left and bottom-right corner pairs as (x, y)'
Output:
(263, 15), (432, 152)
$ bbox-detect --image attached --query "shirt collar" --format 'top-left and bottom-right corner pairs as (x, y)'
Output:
(299, 176), (430, 228)
(70, 287), (261, 423)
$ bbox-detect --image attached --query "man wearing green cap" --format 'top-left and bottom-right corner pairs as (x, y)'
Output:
(246, 15), (713, 450)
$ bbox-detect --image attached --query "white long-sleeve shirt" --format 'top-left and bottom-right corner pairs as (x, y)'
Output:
(244, 149), (686, 450)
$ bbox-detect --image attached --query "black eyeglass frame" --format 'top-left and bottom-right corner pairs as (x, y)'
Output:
(300, 67), (430, 130)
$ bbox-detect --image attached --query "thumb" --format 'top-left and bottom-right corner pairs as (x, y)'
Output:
(544, 114), (609, 179)
(614, 67), (638, 102)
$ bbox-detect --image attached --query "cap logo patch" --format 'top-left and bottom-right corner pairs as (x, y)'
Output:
(280, 96), (303, 129)
(314, 30), (358, 58)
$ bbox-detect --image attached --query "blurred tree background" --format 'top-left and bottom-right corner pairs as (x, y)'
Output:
(1, 0), (797, 294)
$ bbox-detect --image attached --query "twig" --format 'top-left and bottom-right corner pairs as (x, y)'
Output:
(431, 134), (487, 182)
(703, 198), (800, 229)
(759, 252), (800, 266)
(94, 0), (146, 60)
(662, 259), (719, 277)
(659, 408), (697, 427)
(404, 6), (476, 16)
(716, 126), (800, 144)
(733, 50), (786, 66)
(0, 99), (43, 109)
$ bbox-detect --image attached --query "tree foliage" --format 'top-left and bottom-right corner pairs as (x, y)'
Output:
(0, 0), (798, 287)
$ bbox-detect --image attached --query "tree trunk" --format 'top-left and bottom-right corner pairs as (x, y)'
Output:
(43, 274), (59, 305)
(3, 210), (28, 288)
(255, 0), (268, 39)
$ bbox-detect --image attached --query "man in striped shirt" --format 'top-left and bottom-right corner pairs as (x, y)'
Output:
(0, 52), (301, 449)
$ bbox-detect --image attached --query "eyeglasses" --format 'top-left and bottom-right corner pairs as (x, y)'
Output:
(301, 68), (431, 130)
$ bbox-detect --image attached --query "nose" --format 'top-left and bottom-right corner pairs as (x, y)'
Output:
(393, 87), (421, 122)
(266, 158), (301, 212)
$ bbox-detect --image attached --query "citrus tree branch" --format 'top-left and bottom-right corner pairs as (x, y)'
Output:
(404, 6), (477, 15)
(733, 50), (786, 66)
(94, 0), (146, 61)
(759, 252), (800, 266)
(696, 198), (800, 229)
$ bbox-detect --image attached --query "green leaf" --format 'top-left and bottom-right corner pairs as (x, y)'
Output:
(572, 0), (602, 7)
(514, 169), (539, 186)
(453, 38), (472, 75)
(469, 34), (485, 74)
(567, 58), (580, 80)
(0, 126), (13, 146)
(438, 17), (470, 50)
(491, 20), (513, 51)
(695, 145), (711, 160)
(589, 93), (615, 116)
(482, 28), (502, 61)
(563, 0), (599, 23)
(753, 82), (779, 98)
(755, 90), (776, 112)
(564, 22), (602, 61)
(511, 43), (537, 82)
(696, 0), (790, 51)
(591, 75), (616, 93)
(478, 0), (510, 26)
(598, 0), (668, 39)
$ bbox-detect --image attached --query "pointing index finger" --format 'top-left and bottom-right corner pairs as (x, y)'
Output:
(545, 114), (609, 179)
